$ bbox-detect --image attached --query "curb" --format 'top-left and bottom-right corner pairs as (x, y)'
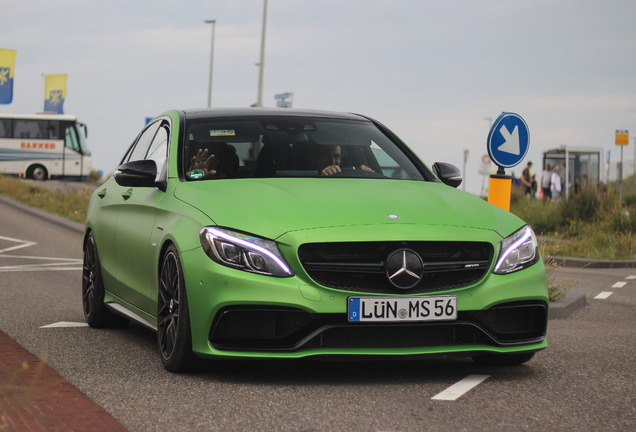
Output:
(549, 255), (636, 269)
(549, 292), (586, 320)
(0, 195), (85, 235)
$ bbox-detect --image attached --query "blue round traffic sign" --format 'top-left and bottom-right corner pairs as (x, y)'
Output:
(487, 112), (530, 169)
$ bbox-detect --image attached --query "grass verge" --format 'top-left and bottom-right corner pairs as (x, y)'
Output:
(0, 175), (93, 224)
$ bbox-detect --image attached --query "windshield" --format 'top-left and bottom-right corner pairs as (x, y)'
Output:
(182, 117), (427, 181)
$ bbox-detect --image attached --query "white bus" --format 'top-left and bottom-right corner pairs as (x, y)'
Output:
(0, 113), (91, 180)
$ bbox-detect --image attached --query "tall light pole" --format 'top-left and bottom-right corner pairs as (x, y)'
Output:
(255, 0), (267, 107)
(205, 19), (216, 108)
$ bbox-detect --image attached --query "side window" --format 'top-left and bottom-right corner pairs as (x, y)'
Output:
(0, 119), (9, 138)
(124, 121), (161, 163)
(63, 123), (81, 152)
(14, 120), (47, 138)
(146, 125), (169, 179)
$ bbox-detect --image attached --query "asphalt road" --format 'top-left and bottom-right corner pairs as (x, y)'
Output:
(1, 197), (635, 432)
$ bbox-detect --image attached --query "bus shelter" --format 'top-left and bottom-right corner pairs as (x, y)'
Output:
(542, 146), (602, 199)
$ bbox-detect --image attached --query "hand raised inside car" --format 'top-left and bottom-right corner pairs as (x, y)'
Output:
(189, 148), (218, 179)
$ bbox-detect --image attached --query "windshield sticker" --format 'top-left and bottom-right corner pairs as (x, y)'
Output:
(187, 169), (205, 180)
(210, 129), (236, 137)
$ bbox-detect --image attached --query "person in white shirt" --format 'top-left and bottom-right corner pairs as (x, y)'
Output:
(550, 165), (562, 201)
(540, 163), (552, 202)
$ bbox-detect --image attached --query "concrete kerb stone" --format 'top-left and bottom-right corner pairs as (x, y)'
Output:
(549, 255), (636, 269)
(0, 195), (85, 235)
(545, 255), (636, 319)
(549, 291), (587, 320)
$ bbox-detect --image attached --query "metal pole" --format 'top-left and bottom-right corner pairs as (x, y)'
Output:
(633, 136), (636, 178)
(620, 144), (624, 208)
(565, 147), (569, 199)
(205, 19), (216, 108)
(256, 0), (267, 107)
(463, 149), (469, 191)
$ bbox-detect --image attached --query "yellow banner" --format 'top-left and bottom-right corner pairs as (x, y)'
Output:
(0, 49), (17, 104)
(44, 74), (67, 113)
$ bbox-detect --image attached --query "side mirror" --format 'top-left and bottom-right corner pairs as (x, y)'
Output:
(432, 162), (462, 188)
(114, 160), (157, 187)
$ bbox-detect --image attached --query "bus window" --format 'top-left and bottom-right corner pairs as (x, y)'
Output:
(0, 119), (9, 138)
(11, 119), (61, 139)
(63, 122), (81, 153)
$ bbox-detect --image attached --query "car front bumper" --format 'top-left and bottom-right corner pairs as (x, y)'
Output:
(181, 246), (549, 360)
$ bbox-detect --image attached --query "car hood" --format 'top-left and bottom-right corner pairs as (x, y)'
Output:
(174, 178), (524, 241)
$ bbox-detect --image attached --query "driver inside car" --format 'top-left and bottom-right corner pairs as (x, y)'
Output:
(316, 144), (374, 176)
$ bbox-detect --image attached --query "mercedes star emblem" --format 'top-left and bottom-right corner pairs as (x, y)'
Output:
(385, 248), (424, 289)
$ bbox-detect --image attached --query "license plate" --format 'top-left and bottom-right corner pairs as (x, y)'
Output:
(348, 295), (457, 322)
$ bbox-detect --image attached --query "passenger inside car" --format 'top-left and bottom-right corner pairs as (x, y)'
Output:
(186, 141), (239, 180)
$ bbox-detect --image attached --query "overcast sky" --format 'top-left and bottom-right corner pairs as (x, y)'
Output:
(3, 0), (636, 194)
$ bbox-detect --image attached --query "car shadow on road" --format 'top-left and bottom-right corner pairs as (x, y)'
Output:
(191, 355), (540, 386)
(115, 322), (541, 385)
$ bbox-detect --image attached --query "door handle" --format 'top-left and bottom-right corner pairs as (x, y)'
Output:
(121, 189), (133, 200)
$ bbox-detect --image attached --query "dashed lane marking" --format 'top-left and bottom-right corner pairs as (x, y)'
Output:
(40, 322), (89, 328)
(594, 291), (613, 300)
(431, 374), (490, 401)
(625, 275), (636, 280)
(612, 281), (627, 288)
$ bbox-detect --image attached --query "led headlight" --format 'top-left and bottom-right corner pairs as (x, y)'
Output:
(200, 227), (293, 277)
(493, 225), (539, 274)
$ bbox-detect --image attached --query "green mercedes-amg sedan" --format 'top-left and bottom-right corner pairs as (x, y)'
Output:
(82, 108), (548, 372)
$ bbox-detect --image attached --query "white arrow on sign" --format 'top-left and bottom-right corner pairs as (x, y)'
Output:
(497, 125), (520, 155)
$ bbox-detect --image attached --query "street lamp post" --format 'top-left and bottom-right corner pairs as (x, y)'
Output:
(205, 19), (216, 108)
(255, 0), (267, 107)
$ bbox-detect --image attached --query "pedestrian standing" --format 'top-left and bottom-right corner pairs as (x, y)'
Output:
(550, 165), (562, 201)
(521, 161), (533, 197)
(541, 163), (552, 202)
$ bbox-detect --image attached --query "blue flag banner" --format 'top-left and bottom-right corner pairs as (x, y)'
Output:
(0, 49), (17, 104)
(44, 74), (67, 114)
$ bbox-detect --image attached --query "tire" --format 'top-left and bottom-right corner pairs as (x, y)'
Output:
(82, 232), (129, 328)
(157, 245), (197, 372)
(472, 352), (536, 367)
(30, 165), (48, 181)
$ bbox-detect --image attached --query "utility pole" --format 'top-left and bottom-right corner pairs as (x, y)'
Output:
(255, 0), (267, 107)
(205, 19), (216, 108)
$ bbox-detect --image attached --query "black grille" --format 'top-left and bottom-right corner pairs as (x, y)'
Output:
(298, 241), (493, 294)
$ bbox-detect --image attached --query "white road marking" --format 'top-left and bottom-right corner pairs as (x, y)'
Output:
(612, 281), (627, 288)
(625, 275), (636, 280)
(594, 292), (613, 300)
(0, 235), (37, 253)
(431, 374), (490, 401)
(0, 255), (82, 272)
(40, 322), (89, 328)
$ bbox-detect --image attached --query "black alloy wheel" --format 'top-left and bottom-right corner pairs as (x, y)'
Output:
(157, 244), (196, 372)
(82, 232), (128, 327)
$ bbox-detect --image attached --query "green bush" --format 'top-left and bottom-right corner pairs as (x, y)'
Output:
(510, 181), (636, 260)
(560, 185), (599, 223)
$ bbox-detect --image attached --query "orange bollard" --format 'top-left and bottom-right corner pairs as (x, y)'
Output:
(487, 174), (512, 211)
